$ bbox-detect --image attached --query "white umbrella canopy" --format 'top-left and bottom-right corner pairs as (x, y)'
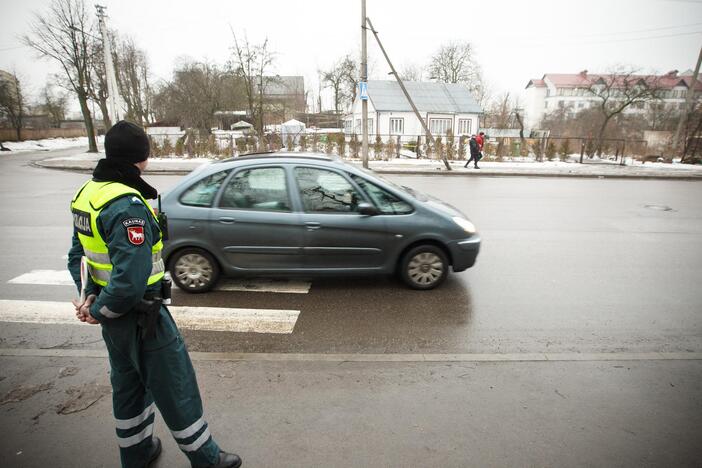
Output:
(231, 120), (254, 130)
(281, 119), (306, 147)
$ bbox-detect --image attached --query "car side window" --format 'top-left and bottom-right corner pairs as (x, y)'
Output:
(219, 167), (291, 212)
(350, 174), (413, 214)
(179, 171), (229, 207)
(295, 167), (363, 213)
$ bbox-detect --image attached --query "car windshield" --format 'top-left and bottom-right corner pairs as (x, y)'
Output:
(355, 167), (428, 202)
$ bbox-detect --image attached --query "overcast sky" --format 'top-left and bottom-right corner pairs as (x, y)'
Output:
(1, 0), (701, 113)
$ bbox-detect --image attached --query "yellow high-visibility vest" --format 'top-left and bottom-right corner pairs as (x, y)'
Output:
(71, 180), (164, 287)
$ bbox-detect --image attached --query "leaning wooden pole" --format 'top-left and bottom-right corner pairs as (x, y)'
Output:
(672, 46), (702, 162)
(365, 17), (450, 170)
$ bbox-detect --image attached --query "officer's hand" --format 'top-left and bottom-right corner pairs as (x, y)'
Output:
(73, 294), (98, 324)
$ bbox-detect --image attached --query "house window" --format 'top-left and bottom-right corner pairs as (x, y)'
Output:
(458, 119), (472, 135)
(389, 118), (404, 135)
(429, 118), (452, 135)
(344, 120), (353, 134)
(354, 118), (374, 134)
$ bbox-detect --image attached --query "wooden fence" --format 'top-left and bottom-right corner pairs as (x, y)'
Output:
(0, 128), (87, 142)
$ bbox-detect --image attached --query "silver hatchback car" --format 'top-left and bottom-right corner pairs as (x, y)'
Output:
(161, 152), (480, 291)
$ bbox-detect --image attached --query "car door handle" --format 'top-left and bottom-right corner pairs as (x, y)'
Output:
(305, 222), (321, 230)
(219, 217), (236, 224)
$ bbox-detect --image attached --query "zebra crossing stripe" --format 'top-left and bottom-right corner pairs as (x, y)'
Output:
(0, 300), (300, 334)
(8, 270), (312, 294)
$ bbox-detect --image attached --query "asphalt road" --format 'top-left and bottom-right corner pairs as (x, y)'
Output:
(1, 148), (701, 355)
(2, 148), (702, 468)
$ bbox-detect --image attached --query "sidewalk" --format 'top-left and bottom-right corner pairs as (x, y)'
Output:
(1, 350), (700, 467)
(34, 150), (702, 180)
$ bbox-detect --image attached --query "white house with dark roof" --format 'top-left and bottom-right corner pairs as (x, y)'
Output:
(523, 70), (702, 130)
(345, 80), (482, 139)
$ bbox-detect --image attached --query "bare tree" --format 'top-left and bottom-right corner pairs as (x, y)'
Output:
(428, 41), (487, 105)
(0, 71), (25, 140)
(22, 0), (98, 152)
(483, 93), (522, 158)
(398, 63), (424, 82)
(113, 36), (154, 125)
(586, 67), (663, 156)
(39, 82), (69, 127)
(230, 32), (275, 135)
(152, 60), (227, 132)
(321, 55), (356, 114)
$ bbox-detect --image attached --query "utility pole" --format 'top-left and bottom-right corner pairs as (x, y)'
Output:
(95, 4), (122, 125)
(366, 17), (449, 170)
(361, 0), (369, 168)
(672, 46), (702, 158)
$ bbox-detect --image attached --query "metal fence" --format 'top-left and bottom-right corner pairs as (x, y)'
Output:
(147, 132), (652, 164)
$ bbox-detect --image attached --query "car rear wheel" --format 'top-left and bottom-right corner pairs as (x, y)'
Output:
(399, 245), (448, 290)
(169, 248), (220, 293)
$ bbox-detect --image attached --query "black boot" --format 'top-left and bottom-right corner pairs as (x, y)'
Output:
(146, 436), (162, 467)
(206, 451), (242, 468)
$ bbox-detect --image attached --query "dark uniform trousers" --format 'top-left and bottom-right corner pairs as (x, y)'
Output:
(103, 304), (220, 468)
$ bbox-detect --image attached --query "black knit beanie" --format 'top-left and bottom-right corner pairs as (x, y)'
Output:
(105, 121), (150, 163)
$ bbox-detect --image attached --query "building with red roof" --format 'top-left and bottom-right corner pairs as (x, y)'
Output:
(523, 70), (702, 130)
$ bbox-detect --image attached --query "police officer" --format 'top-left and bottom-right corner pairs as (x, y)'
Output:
(68, 121), (241, 468)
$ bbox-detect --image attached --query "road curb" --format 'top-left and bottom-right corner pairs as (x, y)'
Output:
(33, 155), (702, 180)
(2, 348), (701, 362)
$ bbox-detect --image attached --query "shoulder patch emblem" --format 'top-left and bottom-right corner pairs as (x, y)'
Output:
(127, 226), (145, 245)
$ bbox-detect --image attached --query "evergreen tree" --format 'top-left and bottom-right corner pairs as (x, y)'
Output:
(559, 139), (571, 161)
(373, 135), (383, 160)
(336, 134), (346, 157)
(175, 137), (185, 157)
(385, 137), (396, 161)
(162, 137), (174, 156)
(446, 129), (455, 160)
(546, 141), (557, 161)
(350, 134), (359, 158)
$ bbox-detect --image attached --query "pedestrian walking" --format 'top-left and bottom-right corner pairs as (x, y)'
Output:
(68, 121), (241, 468)
(464, 134), (482, 169)
(476, 132), (485, 153)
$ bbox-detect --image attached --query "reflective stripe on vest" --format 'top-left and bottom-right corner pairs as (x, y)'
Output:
(71, 180), (164, 287)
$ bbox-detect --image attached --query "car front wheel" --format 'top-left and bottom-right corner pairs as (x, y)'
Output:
(169, 248), (220, 293)
(399, 245), (448, 290)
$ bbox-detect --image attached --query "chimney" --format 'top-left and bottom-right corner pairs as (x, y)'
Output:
(579, 70), (588, 78)
(665, 69), (678, 77)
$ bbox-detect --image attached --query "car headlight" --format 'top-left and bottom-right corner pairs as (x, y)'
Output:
(452, 216), (476, 234)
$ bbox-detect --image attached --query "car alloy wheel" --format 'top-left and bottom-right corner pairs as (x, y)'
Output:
(170, 248), (220, 293)
(400, 245), (448, 290)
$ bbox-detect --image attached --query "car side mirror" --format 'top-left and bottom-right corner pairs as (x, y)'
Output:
(358, 202), (379, 216)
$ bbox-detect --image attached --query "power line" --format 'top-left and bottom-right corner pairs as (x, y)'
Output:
(500, 30), (702, 48)
(560, 30), (702, 46)
(0, 45), (30, 52)
(571, 22), (702, 38)
(489, 22), (702, 41)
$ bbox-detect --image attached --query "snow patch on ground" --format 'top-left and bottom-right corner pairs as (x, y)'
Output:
(1, 136), (104, 152)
